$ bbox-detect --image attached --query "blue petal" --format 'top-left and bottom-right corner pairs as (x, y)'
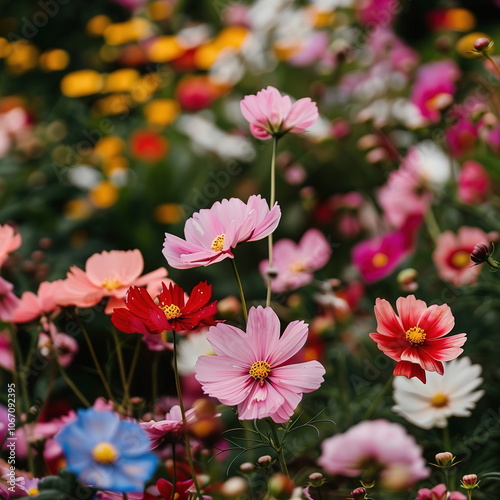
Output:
(114, 420), (152, 456)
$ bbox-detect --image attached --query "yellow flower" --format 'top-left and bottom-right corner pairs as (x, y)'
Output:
(143, 99), (180, 127)
(91, 94), (129, 116)
(86, 15), (111, 36)
(104, 18), (151, 46)
(6, 42), (39, 74)
(61, 70), (103, 97)
(89, 181), (119, 208)
(94, 136), (126, 159)
(104, 68), (140, 93)
(39, 49), (69, 71)
(154, 203), (183, 224)
(147, 36), (185, 62)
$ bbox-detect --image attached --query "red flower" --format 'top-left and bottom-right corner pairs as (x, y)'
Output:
(369, 295), (466, 383)
(111, 281), (217, 334)
(157, 478), (194, 500)
(130, 129), (169, 163)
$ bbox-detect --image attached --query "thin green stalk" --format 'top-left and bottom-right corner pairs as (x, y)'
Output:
(424, 207), (441, 245)
(484, 52), (500, 80)
(172, 331), (204, 500)
(442, 426), (452, 457)
(151, 351), (160, 411)
(269, 421), (289, 477)
(363, 375), (394, 420)
(74, 314), (116, 403)
(467, 490), (473, 500)
(231, 259), (248, 323)
(59, 364), (91, 407)
(126, 336), (142, 388)
(266, 137), (279, 308)
(112, 328), (129, 410)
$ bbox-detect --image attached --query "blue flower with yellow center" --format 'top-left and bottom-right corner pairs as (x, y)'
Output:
(56, 408), (158, 492)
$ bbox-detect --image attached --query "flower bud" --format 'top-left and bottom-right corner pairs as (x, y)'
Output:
(351, 487), (367, 500)
(308, 472), (325, 488)
(470, 242), (500, 270)
(220, 476), (248, 497)
(397, 268), (418, 292)
(473, 37), (492, 52)
(257, 455), (273, 468)
(239, 462), (254, 474)
(434, 451), (455, 468)
(461, 474), (479, 489)
(268, 473), (295, 500)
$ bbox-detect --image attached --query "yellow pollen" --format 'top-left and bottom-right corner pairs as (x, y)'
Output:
(372, 252), (389, 268)
(289, 261), (307, 273)
(28, 488), (39, 496)
(211, 234), (225, 251)
(161, 304), (182, 319)
(249, 360), (272, 386)
(431, 393), (449, 408)
(92, 442), (119, 464)
(451, 250), (471, 269)
(101, 277), (121, 291)
(405, 326), (426, 345)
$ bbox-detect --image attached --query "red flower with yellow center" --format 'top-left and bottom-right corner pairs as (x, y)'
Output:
(111, 281), (217, 334)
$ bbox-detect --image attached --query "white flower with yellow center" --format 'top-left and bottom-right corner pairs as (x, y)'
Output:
(392, 356), (484, 429)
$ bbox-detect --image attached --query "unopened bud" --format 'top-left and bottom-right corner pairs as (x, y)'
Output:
(397, 268), (418, 292)
(268, 473), (295, 500)
(239, 462), (254, 473)
(257, 455), (273, 468)
(434, 452), (454, 468)
(220, 476), (248, 497)
(351, 487), (367, 500)
(461, 474), (479, 489)
(308, 472), (325, 487)
(470, 242), (500, 270)
(473, 37), (492, 52)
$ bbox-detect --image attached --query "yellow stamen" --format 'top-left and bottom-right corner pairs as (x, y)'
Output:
(289, 261), (307, 273)
(405, 326), (426, 345)
(28, 488), (39, 496)
(101, 277), (121, 291)
(92, 442), (119, 464)
(451, 250), (471, 269)
(431, 393), (449, 408)
(372, 252), (389, 268)
(249, 360), (272, 386)
(161, 304), (182, 320)
(211, 234), (225, 251)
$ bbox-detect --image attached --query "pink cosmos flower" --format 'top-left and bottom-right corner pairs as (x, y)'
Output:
(259, 229), (331, 293)
(357, 0), (399, 28)
(38, 323), (79, 368)
(457, 161), (490, 205)
(57, 249), (167, 314)
(411, 60), (460, 123)
(415, 484), (466, 500)
(446, 116), (478, 158)
(140, 405), (197, 448)
(13, 280), (64, 323)
(369, 295), (467, 383)
(0, 329), (14, 372)
(0, 277), (20, 322)
(163, 195), (281, 269)
(352, 215), (421, 283)
(240, 86), (318, 140)
(433, 226), (494, 287)
(194, 306), (325, 423)
(0, 224), (21, 268)
(318, 420), (429, 487)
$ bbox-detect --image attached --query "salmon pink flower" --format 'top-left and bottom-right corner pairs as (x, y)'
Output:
(13, 280), (64, 323)
(240, 86), (318, 140)
(195, 306), (325, 423)
(415, 484), (466, 500)
(0, 224), (21, 268)
(58, 249), (167, 313)
(432, 227), (494, 287)
(163, 195), (281, 269)
(0, 277), (20, 322)
(111, 281), (217, 335)
(318, 420), (429, 488)
(369, 295), (466, 383)
(259, 229), (332, 293)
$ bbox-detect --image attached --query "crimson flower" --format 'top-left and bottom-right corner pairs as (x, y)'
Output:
(111, 281), (217, 334)
(369, 295), (466, 383)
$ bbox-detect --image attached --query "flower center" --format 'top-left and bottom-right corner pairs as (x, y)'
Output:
(405, 326), (426, 345)
(211, 234), (225, 251)
(431, 393), (449, 408)
(101, 277), (121, 291)
(372, 252), (389, 268)
(92, 442), (119, 464)
(249, 360), (272, 386)
(28, 488), (39, 496)
(161, 304), (182, 320)
(289, 260), (306, 273)
(450, 250), (471, 269)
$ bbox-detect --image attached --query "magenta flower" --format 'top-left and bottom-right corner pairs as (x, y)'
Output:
(0, 224), (21, 268)
(318, 420), (429, 488)
(457, 160), (490, 205)
(163, 195), (281, 269)
(240, 86), (318, 140)
(194, 306), (325, 423)
(415, 484), (466, 500)
(259, 229), (332, 293)
(0, 277), (20, 322)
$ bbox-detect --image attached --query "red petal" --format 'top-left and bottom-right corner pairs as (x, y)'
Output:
(393, 360), (427, 383)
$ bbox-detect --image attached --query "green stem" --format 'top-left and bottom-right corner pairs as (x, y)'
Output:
(363, 375), (394, 420)
(266, 137), (279, 308)
(126, 336), (142, 389)
(269, 421), (289, 477)
(467, 490), (473, 500)
(112, 328), (129, 411)
(230, 259), (248, 323)
(74, 314), (116, 403)
(151, 351), (160, 411)
(172, 331), (204, 499)
(424, 207), (441, 245)
(59, 364), (91, 407)
(485, 52), (500, 80)
(442, 426), (452, 455)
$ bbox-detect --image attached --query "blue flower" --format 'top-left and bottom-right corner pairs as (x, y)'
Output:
(56, 408), (158, 492)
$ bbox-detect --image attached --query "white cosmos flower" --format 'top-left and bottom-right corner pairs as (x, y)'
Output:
(392, 356), (484, 430)
(177, 329), (214, 376)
